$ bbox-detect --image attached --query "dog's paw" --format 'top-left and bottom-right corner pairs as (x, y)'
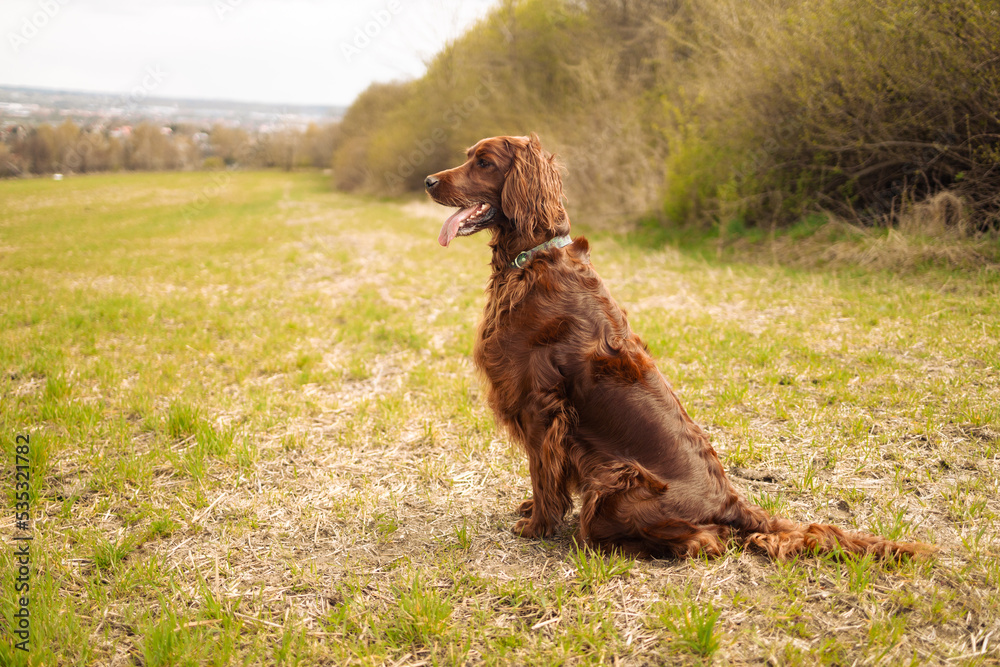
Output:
(516, 498), (534, 517)
(512, 517), (553, 539)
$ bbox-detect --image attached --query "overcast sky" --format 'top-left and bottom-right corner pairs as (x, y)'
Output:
(0, 0), (497, 106)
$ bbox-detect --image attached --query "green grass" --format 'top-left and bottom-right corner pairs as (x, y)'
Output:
(568, 543), (634, 591)
(658, 600), (723, 659)
(1, 171), (999, 664)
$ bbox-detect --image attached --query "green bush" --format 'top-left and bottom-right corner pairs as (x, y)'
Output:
(330, 0), (672, 224)
(331, 0), (1000, 232)
(663, 0), (1000, 231)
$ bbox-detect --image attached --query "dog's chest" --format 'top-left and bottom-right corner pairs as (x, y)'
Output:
(473, 299), (540, 418)
(474, 322), (527, 389)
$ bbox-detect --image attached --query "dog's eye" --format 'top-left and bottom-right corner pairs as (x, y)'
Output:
(477, 159), (491, 168)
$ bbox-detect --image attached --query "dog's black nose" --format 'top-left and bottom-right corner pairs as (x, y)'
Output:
(424, 175), (439, 190)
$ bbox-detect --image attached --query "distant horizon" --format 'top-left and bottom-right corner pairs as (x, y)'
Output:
(0, 82), (350, 112)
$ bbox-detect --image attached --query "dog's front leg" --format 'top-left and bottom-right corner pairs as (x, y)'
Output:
(512, 407), (573, 538)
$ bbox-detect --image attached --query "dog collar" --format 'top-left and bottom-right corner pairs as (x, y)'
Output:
(510, 234), (573, 269)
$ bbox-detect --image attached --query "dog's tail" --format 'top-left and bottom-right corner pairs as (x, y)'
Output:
(730, 501), (932, 560)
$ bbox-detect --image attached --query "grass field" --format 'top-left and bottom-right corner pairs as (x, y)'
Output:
(1, 170), (999, 665)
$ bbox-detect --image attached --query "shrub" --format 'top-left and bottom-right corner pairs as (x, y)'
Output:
(330, 0), (1000, 233)
(659, 0), (1000, 231)
(330, 0), (671, 224)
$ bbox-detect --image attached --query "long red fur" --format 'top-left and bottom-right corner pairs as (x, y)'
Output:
(425, 134), (931, 560)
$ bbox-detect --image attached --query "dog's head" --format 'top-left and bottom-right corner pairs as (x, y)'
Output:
(425, 133), (567, 248)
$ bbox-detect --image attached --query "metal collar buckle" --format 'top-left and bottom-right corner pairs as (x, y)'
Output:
(509, 234), (572, 270)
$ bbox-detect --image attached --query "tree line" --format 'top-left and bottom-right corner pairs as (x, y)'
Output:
(0, 120), (341, 177)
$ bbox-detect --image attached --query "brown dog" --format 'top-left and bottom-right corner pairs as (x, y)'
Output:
(425, 133), (928, 559)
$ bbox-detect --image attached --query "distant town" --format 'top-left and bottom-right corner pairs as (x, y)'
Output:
(0, 85), (346, 177)
(0, 85), (345, 131)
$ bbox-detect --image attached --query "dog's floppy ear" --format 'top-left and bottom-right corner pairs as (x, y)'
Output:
(501, 133), (565, 237)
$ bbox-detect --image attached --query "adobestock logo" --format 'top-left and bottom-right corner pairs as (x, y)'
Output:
(383, 75), (499, 190)
(340, 0), (402, 62)
(214, 0), (246, 21)
(119, 65), (168, 114)
(7, 0), (71, 53)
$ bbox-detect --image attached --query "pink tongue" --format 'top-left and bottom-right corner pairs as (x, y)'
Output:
(438, 206), (478, 247)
